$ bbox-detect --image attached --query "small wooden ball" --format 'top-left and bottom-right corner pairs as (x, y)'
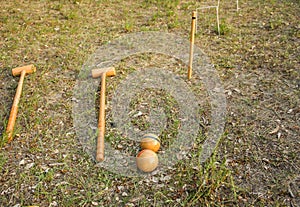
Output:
(136, 149), (159, 172)
(140, 133), (160, 152)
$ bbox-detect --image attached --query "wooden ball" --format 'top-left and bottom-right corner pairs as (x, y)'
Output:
(140, 133), (160, 152)
(136, 149), (158, 172)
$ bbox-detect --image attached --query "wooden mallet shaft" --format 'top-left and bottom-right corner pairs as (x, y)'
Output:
(188, 11), (197, 80)
(91, 67), (116, 162)
(6, 64), (36, 143)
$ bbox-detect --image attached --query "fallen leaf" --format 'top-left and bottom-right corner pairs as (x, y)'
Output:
(269, 125), (279, 134)
(19, 159), (25, 165)
(25, 163), (35, 170)
(92, 202), (98, 206)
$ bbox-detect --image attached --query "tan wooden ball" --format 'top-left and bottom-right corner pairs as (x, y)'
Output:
(136, 149), (159, 172)
(140, 133), (161, 152)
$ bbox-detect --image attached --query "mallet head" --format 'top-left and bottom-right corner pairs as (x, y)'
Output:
(91, 67), (116, 78)
(12, 64), (36, 76)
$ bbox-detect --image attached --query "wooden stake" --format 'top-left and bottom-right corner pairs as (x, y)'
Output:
(188, 11), (197, 80)
(216, 3), (220, 36)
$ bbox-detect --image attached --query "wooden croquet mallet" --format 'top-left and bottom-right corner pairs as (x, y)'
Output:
(6, 64), (36, 143)
(188, 11), (197, 80)
(91, 67), (116, 162)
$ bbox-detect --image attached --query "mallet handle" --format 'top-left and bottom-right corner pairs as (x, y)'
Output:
(6, 69), (26, 142)
(96, 73), (106, 161)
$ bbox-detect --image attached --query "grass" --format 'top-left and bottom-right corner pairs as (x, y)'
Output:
(1, 0), (299, 206)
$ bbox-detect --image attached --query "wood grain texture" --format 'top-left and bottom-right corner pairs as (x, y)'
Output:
(188, 11), (197, 80)
(96, 73), (106, 161)
(6, 69), (26, 143)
